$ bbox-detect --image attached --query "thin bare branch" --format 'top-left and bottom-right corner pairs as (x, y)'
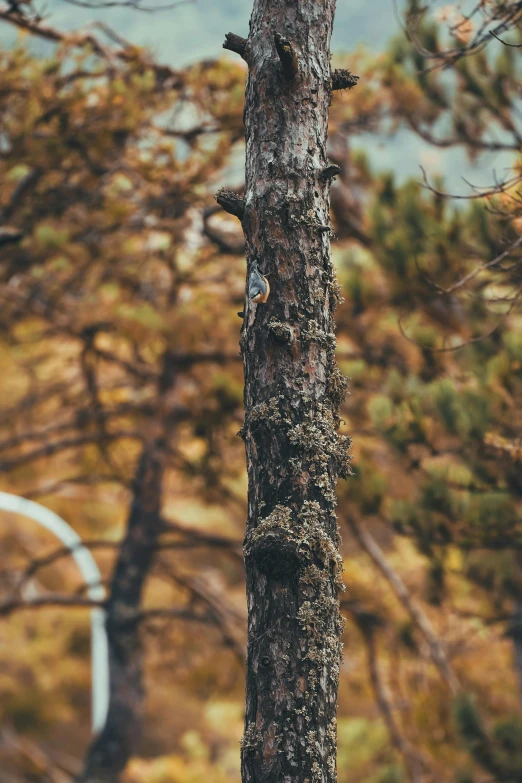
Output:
(429, 236), (522, 296)
(61, 0), (194, 11)
(398, 287), (521, 352)
(347, 516), (461, 695)
(0, 594), (102, 616)
(405, 0), (522, 71)
(0, 430), (143, 472)
(362, 629), (426, 783)
(155, 559), (246, 662)
(420, 166), (522, 202)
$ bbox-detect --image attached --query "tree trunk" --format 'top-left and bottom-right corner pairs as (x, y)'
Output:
(239, 3), (350, 782)
(77, 446), (164, 783)
(78, 354), (177, 782)
(511, 597), (522, 707)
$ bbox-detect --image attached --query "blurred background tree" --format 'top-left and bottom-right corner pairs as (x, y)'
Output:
(1, 1), (522, 782)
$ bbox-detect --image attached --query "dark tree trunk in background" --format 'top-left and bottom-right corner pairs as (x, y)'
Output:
(236, 1), (351, 781)
(78, 447), (164, 783)
(78, 355), (177, 783)
(511, 597), (522, 707)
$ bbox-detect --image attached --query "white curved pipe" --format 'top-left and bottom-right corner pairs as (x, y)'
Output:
(0, 491), (109, 734)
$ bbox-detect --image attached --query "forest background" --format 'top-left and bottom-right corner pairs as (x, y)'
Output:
(2, 0), (522, 782)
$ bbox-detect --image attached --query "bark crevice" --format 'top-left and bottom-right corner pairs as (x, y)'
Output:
(274, 33), (299, 81)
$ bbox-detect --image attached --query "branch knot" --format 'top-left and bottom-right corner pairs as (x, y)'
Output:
(331, 68), (359, 91)
(215, 189), (246, 221)
(223, 32), (247, 60)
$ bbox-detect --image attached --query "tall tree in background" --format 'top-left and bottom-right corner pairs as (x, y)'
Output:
(223, 3), (354, 782)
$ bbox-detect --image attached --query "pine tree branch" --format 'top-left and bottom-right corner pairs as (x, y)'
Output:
(156, 559), (246, 663)
(362, 629), (427, 783)
(0, 431), (143, 472)
(0, 10), (184, 86)
(347, 516), (461, 695)
(0, 595), (102, 616)
(0, 593), (217, 628)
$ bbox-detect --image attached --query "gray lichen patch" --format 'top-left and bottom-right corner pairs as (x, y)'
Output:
(268, 319), (294, 344)
(305, 730), (323, 783)
(240, 723), (263, 754)
(288, 204), (332, 235)
(287, 401), (352, 479)
(326, 717), (338, 779)
(326, 269), (344, 311)
(245, 500), (343, 577)
(249, 504), (293, 542)
(245, 498), (347, 677)
(244, 504), (298, 576)
(312, 470), (337, 504)
(246, 391), (352, 487)
(291, 503), (345, 774)
(310, 279), (326, 303)
(248, 395), (284, 426)
(300, 319), (336, 348)
(297, 595), (339, 636)
(326, 362), (349, 418)
(300, 563), (325, 587)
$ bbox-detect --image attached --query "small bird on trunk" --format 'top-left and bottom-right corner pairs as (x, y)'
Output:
(248, 262), (270, 303)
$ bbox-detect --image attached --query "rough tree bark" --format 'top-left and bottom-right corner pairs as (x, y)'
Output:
(77, 355), (176, 783)
(225, 2), (353, 782)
